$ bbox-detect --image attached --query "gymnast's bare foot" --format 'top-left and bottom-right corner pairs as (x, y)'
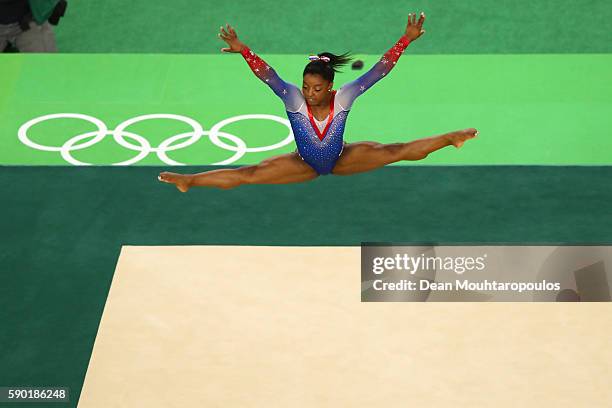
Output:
(444, 128), (479, 148)
(158, 172), (192, 193)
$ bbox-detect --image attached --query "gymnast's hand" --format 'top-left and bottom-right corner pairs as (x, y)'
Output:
(218, 24), (246, 53)
(405, 12), (426, 41)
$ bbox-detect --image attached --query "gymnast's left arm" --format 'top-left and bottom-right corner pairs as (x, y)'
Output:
(336, 12), (426, 111)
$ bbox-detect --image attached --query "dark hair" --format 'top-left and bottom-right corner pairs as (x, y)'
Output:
(303, 52), (353, 82)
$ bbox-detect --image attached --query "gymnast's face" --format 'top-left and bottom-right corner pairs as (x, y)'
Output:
(302, 74), (332, 106)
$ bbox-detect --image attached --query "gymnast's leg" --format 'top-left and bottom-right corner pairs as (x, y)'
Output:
(332, 128), (478, 176)
(158, 152), (319, 192)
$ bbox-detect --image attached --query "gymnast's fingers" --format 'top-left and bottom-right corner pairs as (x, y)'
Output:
(218, 27), (230, 40)
(417, 12), (425, 28)
(219, 25), (230, 38)
(228, 24), (237, 37)
(225, 24), (235, 38)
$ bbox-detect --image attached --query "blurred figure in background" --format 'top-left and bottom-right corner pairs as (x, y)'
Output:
(1, 0), (67, 52)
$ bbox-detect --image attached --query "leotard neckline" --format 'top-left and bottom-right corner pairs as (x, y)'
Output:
(307, 90), (336, 141)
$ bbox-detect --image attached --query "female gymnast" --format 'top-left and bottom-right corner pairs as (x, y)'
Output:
(159, 12), (477, 192)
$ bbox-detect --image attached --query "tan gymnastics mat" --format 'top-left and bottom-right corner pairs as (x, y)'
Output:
(78, 246), (611, 407)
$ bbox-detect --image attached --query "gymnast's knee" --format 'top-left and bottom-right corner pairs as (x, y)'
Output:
(379, 143), (410, 162)
(215, 166), (255, 189)
(239, 165), (262, 186)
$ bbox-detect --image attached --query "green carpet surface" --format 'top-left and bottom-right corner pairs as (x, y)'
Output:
(53, 0), (612, 54)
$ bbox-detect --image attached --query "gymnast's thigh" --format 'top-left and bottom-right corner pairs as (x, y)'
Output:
(248, 152), (319, 184)
(331, 142), (385, 175)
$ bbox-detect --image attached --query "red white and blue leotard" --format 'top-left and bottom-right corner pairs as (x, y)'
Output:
(241, 35), (412, 175)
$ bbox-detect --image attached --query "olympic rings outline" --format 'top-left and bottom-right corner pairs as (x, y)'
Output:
(18, 113), (294, 166)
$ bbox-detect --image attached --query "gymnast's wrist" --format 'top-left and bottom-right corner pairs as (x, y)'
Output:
(240, 44), (250, 56)
(399, 34), (412, 48)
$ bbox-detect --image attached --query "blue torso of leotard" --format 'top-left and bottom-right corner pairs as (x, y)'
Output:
(287, 110), (348, 175)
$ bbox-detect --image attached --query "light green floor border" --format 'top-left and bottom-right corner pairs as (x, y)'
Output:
(1, 53), (610, 165)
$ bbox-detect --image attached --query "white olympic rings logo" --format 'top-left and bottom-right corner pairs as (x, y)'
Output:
(18, 113), (294, 165)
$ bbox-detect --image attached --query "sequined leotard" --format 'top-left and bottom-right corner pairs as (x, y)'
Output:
(240, 35), (412, 175)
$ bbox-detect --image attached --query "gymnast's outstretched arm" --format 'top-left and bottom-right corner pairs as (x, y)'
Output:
(218, 24), (303, 112)
(336, 12), (426, 111)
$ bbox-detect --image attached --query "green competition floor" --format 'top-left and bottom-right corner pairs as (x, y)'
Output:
(1, 53), (611, 166)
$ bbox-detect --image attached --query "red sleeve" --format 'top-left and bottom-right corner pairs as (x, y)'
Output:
(381, 35), (412, 66)
(240, 46), (273, 83)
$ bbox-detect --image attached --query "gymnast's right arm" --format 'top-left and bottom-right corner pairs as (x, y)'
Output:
(218, 24), (302, 111)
